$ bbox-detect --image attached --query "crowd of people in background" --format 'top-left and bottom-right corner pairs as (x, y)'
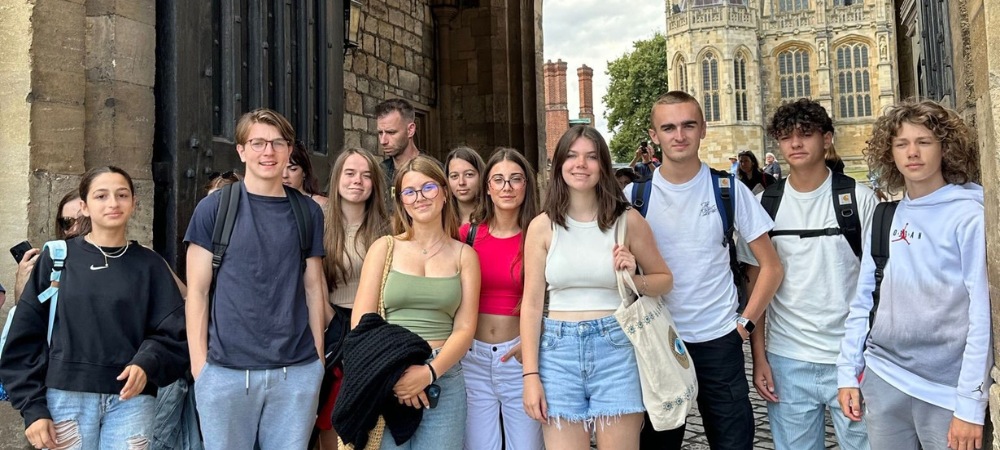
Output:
(0, 91), (990, 450)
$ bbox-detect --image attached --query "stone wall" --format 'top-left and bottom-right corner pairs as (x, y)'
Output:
(0, 1), (157, 446)
(343, 0), (436, 155)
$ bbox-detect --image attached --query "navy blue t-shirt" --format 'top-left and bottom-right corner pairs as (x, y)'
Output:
(184, 184), (325, 369)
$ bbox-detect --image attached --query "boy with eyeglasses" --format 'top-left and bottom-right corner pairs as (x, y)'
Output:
(184, 108), (327, 449)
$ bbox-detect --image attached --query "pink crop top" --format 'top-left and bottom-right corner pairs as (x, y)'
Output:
(459, 223), (523, 316)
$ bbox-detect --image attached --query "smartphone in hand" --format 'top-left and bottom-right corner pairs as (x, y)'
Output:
(424, 384), (441, 409)
(9, 241), (33, 264)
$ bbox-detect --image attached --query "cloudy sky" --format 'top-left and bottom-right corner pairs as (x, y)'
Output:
(542, 0), (666, 141)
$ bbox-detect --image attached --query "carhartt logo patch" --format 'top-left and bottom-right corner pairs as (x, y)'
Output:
(838, 193), (853, 205)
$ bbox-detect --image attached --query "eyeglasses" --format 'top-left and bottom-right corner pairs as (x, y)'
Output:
(400, 183), (441, 205)
(489, 175), (526, 190)
(208, 171), (239, 182)
(245, 138), (290, 152)
(57, 217), (76, 232)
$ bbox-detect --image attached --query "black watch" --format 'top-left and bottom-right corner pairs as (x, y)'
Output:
(736, 317), (755, 334)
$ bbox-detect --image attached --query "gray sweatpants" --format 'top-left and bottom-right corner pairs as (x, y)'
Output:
(194, 359), (324, 450)
(860, 368), (952, 450)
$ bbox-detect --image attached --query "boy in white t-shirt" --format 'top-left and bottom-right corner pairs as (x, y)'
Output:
(629, 91), (784, 450)
(748, 99), (876, 450)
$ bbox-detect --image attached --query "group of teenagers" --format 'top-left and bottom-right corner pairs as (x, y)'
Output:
(0, 91), (990, 450)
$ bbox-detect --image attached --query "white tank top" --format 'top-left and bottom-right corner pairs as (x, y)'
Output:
(545, 215), (622, 311)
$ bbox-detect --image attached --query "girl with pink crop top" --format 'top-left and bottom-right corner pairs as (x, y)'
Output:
(520, 126), (674, 450)
(458, 148), (543, 450)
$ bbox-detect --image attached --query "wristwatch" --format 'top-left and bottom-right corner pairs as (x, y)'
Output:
(736, 316), (755, 334)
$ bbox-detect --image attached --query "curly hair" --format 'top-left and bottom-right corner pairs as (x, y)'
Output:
(767, 98), (834, 139)
(864, 99), (979, 194)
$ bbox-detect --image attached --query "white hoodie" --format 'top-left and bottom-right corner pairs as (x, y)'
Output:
(837, 183), (992, 424)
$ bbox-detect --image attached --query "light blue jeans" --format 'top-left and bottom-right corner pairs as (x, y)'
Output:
(765, 352), (869, 450)
(381, 360), (466, 450)
(152, 377), (203, 450)
(46, 388), (156, 450)
(194, 359), (323, 450)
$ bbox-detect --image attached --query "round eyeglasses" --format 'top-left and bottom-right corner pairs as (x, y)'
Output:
(400, 182), (441, 205)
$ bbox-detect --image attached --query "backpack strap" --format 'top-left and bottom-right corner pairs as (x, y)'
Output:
(283, 185), (313, 273)
(759, 178), (786, 221)
(831, 173), (862, 259)
(35, 240), (68, 345)
(209, 182), (242, 308)
(869, 201), (898, 330)
(465, 224), (479, 247)
(630, 180), (653, 217)
(709, 169), (747, 312)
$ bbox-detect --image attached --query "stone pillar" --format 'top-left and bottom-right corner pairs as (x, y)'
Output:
(578, 64), (595, 125)
(543, 59), (568, 162)
(85, 1), (157, 241)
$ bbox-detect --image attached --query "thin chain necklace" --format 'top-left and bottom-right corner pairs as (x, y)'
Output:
(85, 234), (129, 271)
(419, 236), (445, 256)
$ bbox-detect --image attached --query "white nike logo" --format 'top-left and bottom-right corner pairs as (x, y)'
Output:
(90, 264), (108, 271)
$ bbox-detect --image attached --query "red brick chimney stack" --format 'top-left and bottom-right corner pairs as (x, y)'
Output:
(544, 59), (569, 162)
(577, 64), (594, 125)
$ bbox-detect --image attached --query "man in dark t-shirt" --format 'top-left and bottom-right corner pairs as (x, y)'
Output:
(183, 108), (327, 450)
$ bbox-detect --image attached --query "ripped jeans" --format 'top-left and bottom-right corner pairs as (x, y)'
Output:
(46, 387), (156, 450)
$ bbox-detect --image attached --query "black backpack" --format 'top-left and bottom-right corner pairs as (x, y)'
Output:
(868, 201), (899, 329)
(630, 168), (748, 312)
(208, 182), (350, 363)
(759, 172), (863, 259)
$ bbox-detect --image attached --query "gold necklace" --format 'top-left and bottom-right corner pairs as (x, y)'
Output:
(419, 236), (445, 256)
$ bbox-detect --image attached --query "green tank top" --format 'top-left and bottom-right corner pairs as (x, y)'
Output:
(382, 270), (463, 341)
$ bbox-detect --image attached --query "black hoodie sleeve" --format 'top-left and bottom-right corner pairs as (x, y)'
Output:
(0, 251), (55, 428)
(128, 254), (188, 388)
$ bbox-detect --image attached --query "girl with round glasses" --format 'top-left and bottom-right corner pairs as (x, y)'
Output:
(0, 166), (188, 450)
(520, 126), (673, 449)
(351, 155), (481, 449)
(460, 148), (542, 450)
(445, 147), (486, 225)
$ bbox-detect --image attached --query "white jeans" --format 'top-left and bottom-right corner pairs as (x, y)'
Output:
(462, 336), (543, 450)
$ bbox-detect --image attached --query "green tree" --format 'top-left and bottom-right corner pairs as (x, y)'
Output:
(603, 33), (668, 163)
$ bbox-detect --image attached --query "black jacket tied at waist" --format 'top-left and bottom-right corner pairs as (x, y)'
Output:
(333, 312), (432, 448)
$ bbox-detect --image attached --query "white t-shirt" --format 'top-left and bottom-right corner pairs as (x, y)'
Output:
(626, 163), (773, 343)
(753, 172), (878, 364)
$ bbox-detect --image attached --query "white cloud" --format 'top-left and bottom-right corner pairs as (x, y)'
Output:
(543, 0), (666, 142)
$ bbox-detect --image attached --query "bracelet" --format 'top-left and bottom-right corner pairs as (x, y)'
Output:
(427, 363), (438, 383)
(522, 372), (540, 378)
(638, 274), (649, 296)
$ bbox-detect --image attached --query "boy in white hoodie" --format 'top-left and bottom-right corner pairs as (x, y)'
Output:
(837, 100), (991, 450)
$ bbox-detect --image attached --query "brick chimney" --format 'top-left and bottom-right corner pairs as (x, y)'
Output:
(544, 59), (569, 162)
(577, 64), (595, 125)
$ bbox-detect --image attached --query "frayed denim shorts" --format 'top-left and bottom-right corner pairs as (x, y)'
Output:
(538, 315), (645, 426)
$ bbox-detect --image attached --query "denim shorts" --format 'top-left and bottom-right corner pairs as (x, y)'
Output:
(538, 316), (645, 425)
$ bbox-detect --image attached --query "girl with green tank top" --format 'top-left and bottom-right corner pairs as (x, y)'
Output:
(350, 155), (481, 450)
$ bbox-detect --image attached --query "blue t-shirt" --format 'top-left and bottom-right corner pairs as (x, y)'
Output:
(184, 184), (325, 369)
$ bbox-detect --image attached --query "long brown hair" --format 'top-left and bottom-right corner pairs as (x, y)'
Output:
(290, 141), (323, 196)
(323, 148), (388, 289)
(471, 147), (539, 279)
(544, 126), (629, 231)
(55, 190), (82, 240)
(392, 155), (460, 240)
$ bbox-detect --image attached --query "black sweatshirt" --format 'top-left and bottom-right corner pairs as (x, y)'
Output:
(0, 236), (188, 427)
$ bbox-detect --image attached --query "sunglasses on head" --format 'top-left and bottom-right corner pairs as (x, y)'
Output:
(208, 171), (239, 182)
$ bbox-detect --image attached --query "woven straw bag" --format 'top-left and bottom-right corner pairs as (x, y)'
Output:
(338, 236), (395, 450)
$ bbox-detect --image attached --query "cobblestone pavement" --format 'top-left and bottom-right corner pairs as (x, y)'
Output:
(679, 342), (841, 449)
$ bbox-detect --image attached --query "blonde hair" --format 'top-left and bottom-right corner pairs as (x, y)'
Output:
(391, 155), (460, 240)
